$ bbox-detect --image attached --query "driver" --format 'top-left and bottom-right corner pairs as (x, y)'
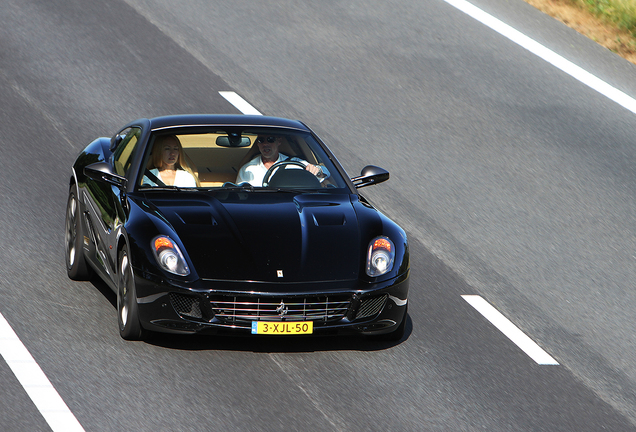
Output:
(236, 135), (329, 186)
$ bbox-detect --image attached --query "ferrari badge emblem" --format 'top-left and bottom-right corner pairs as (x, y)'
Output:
(276, 301), (288, 317)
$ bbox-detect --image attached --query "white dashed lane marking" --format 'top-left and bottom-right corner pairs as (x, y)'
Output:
(462, 295), (559, 365)
(219, 91), (263, 115)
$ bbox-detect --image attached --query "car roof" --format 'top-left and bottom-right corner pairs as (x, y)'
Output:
(142, 114), (311, 132)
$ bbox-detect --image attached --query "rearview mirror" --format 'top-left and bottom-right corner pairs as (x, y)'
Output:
(351, 165), (389, 188)
(216, 135), (251, 147)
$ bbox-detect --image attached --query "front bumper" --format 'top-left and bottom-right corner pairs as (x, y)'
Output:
(134, 271), (409, 337)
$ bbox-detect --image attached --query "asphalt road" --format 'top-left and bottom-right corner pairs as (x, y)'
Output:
(2, 0), (636, 430)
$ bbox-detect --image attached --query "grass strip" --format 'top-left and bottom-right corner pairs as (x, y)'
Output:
(573, 0), (636, 36)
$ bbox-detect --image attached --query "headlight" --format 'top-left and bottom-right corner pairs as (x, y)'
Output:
(366, 236), (395, 277)
(152, 236), (190, 276)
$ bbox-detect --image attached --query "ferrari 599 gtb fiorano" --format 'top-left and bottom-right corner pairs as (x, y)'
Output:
(65, 115), (409, 341)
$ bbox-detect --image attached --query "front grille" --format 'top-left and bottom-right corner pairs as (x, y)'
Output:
(170, 293), (203, 319)
(356, 294), (388, 319)
(210, 294), (351, 324)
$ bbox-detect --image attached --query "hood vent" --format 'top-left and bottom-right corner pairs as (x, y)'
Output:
(175, 210), (218, 226)
(312, 212), (346, 226)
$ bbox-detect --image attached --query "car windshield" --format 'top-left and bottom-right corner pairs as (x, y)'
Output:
(137, 128), (347, 191)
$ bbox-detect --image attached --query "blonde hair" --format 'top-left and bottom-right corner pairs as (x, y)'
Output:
(151, 135), (200, 186)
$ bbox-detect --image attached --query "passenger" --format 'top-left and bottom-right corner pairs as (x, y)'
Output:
(236, 135), (329, 186)
(143, 135), (199, 187)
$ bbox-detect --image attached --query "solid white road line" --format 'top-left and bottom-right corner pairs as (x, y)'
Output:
(444, 0), (636, 115)
(0, 313), (85, 432)
(219, 91), (263, 115)
(462, 295), (559, 365)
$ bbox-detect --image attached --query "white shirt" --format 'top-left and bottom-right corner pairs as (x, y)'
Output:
(236, 153), (329, 186)
(144, 168), (197, 187)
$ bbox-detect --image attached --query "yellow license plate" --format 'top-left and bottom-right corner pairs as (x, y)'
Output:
(251, 321), (313, 335)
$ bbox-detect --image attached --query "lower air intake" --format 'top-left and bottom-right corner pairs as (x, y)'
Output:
(356, 294), (388, 320)
(170, 293), (203, 319)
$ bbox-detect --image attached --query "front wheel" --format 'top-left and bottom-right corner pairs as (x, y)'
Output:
(65, 187), (92, 280)
(117, 245), (144, 340)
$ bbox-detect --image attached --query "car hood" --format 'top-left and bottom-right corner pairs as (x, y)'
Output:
(144, 191), (364, 282)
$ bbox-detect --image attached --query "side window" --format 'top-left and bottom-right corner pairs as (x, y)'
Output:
(112, 127), (141, 177)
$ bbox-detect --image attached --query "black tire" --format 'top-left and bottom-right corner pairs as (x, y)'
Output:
(117, 245), (144, 340)
(65, 187), (93, 280)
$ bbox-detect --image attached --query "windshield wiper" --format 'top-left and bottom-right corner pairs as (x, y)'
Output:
(209, 182), (255, 191)
(264, 187), (323, 193)
(223, 185), (254, 191)
(138, 186), (185, 192)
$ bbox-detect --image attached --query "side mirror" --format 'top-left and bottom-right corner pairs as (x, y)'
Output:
(84, 162), (128, 189)
(351, 165), (389, 188)
(110, 134), (124, 151)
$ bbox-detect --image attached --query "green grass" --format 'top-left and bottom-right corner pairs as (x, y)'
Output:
(574, 0), (636, 36)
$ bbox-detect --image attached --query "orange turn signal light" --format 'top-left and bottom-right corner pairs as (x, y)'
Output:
(154, 237), (174, 251)
(373, 238), (392, 252)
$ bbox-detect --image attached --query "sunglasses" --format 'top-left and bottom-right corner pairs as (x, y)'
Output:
(256, 136), (278, 144)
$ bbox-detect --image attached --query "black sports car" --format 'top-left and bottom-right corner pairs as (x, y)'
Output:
(65, 115), (409, 340)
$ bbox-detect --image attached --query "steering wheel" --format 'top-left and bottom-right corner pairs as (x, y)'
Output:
(262, 160), (307, 187)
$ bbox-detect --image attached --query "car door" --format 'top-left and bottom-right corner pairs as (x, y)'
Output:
(84, 127), (141, 282)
